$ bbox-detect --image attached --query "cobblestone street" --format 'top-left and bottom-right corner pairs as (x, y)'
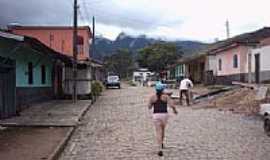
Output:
(60, 85), (270, 160)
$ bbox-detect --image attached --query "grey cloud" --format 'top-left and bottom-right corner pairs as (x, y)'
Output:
(82, 1), (182, 31)
(0, 0), (73, 27)
(0, 0), (182, 32)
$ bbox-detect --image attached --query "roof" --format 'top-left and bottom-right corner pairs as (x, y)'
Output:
(166, 52), (208, 69)
(9, 25), (92, 37)
(91, 59), (103, 68)
(135, 68), (150, 72)
(24, 36), (73, 64)
(208, 27), (270, 54)
(0, 31), (24, 41)
(91, 58), (103, 65)
(0, 31), (72, 64)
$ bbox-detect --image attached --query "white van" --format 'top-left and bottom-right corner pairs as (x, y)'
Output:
(106, 75), (121, 89)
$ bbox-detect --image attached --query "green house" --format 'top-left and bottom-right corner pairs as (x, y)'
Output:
(175, 64), (186, 80)
(0, 31), (71, 118)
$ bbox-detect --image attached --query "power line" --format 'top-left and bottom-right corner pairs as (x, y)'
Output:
(79, 0), (156, 26)
(78, 8), (87, 23)
(80, 0), (108, 6)
(80, 0), (92, 23)
(81, 9), (155, 27)
(65, 0), (76, 26)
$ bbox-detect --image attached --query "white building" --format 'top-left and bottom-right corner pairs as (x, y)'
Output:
(63, 61), (92, 96)
(250, 45), (270, 83)
(132, 68), (154, 83)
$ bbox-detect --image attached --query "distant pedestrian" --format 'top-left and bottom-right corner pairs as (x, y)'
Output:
(140, 77), (143, 87)
(179, 76), (193, 106)
(148, 82), (178, 156)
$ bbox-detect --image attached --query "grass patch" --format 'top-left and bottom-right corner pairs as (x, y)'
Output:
(127, 80), (137, 86)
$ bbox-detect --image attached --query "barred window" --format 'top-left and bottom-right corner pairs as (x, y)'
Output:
(28, 62), (33, 84)
(77, 36), (84, 55)
(233, 54), (238, 68)
(218, 59), (222, 71)
(41, 65), (46, 84)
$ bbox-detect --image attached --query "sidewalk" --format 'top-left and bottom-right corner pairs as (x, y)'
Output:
(0, 100), (91, 160)
(0, 100), (91, 127)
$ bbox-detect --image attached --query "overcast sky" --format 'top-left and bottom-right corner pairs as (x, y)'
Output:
(0, 0), (270, 42)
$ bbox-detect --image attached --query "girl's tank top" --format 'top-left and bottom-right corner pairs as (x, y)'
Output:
(153, 98), (168, 113)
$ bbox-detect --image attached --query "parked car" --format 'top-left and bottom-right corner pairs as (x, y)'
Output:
(106, 75), (121, 89)
(260, 104), (270, 136)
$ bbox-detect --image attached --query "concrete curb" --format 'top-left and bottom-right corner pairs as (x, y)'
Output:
(48, 127), (75, 160)
(0, 123), (76, 127)
(77, 104), (92, 122)
(48, 103), (92, 160)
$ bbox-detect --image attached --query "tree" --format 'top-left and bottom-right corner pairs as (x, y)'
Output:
(137, 42), (180, 73)
(104, 49), (134, 79)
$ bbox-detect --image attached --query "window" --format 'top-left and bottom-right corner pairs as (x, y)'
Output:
(41, 65), (46, 84)
(49, 34), (54, 47)
(28, 62), (33, 84)
(177, 66), (180, 76)
(233, 54), (238, 68)
(77, 36), (84, 55)
(50, 34), (54, 41)
(218, 59), (222, 71)
(181, 65), (184, 74)
(61, 40), (65, 52)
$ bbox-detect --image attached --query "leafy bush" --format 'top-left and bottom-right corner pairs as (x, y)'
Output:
(91, 81), (104, 97)
(127, 80), (137, 86)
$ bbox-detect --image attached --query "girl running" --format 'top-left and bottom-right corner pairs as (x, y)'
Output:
(148, 82), (178, 156)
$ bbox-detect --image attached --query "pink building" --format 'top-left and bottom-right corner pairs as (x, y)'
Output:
(208, 27), (270, 84)
(9, 26), (92, 60)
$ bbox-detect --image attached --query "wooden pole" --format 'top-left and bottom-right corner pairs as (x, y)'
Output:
(92, 16), (95, 58)
(73, 0), (78, 103)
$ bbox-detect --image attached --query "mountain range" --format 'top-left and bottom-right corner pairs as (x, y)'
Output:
(92, 32), (208, 60)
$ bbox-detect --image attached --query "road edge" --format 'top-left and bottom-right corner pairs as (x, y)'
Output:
(48, 127), (75, 160)
(48, 103), (92, 160)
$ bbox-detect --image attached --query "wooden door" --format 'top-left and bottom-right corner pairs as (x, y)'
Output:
(255, 54), (260, 84)
(54, 64), (63, 98)
(0, 72), (4, 118)
(0, 57), (16, 119)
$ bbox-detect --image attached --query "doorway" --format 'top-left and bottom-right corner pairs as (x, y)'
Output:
(0, 57), (16, 119)
(54, 63), (63, 98)
(255, 54), (260, 84)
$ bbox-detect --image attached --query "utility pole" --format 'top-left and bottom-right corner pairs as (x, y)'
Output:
(226, 20), (230, 39)
(92, 16), (95, 58)
(72, 0), (78, 103)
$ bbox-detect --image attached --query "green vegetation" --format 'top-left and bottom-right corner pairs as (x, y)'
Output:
(137, 42), (180, 73)
(104, 49), (135, 78)
(91, 81), (104, 101)
(127, 80), (137, 86)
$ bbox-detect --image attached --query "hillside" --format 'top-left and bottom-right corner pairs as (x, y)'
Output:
(93, 32), (208, 60)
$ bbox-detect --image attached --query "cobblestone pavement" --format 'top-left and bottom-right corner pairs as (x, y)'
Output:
(60, 85), (270, 160)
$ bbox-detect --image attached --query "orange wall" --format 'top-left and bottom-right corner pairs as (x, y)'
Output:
(12, 27), (91, 60)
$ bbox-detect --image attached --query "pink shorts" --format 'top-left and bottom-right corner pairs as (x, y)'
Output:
(153, 113), (169, 125)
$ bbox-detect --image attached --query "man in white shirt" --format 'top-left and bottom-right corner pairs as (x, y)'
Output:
(179, 76), (193, 106)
